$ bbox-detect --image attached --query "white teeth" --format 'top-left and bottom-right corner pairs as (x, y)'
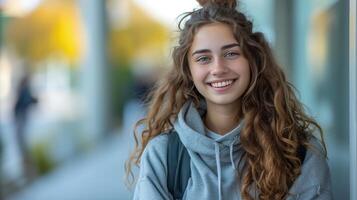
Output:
(210, 80), (233, 88)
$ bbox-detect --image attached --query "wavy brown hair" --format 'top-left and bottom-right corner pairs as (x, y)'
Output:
(126, 1), (326, 199)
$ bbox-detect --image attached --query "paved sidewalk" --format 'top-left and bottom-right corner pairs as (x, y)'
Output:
(7, 132), (135, 200)
(7, 100), (145, 200)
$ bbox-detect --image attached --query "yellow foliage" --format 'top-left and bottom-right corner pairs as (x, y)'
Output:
(5, 0), (81, 64)
(108, 0), (170, 67)
(5, 0), (170, 68)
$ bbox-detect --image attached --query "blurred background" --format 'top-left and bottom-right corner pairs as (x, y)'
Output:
(0, 0), (355, 200)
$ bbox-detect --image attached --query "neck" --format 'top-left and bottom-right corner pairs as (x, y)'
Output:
(204, 101), (242, 135)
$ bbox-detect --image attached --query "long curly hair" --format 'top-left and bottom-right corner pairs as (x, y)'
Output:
(126, 1), (326, 199)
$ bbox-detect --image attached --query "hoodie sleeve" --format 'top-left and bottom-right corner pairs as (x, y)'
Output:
(287, 137), (333, 200)
(133, 135), (173, 200)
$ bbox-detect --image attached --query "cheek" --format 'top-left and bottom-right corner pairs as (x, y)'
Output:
(189, 66), (204, 82)
(188, 66), (199, 87)
(233, 62), (251, 87)
(238, 61), (251, 81)
(244, 67), (251, 82)
(241, 66), (252, 91)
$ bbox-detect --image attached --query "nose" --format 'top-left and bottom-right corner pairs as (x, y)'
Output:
(211, 57), (228, 76)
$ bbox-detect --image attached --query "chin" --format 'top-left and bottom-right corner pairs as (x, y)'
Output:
(206, 97), (241, 106)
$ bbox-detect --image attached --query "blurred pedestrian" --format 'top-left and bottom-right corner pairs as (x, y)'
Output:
(13, 72), (38, 182)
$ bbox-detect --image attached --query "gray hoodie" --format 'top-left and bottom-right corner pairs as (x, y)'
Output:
(133, 101), (333, 200)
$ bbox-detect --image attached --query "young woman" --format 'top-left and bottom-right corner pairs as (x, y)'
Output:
(127, 1), (333, 199)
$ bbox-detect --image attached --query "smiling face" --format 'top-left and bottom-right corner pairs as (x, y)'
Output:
(188, 22), (251, 109)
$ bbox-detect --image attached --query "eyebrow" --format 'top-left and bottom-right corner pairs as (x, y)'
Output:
(191, 43), (240, 57)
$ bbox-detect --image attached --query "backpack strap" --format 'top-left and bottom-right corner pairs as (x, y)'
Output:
(297, 144), (307, 164)
(167, 129), (191, 199)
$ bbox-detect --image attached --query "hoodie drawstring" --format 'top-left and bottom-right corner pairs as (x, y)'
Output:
(229, 135), (239, 170)
(229, 140), (236, 170)
(215, 135), (239, 200)
(214, 143), (222, 200)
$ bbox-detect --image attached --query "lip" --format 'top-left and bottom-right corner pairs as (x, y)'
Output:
(206, 78), (237, 93)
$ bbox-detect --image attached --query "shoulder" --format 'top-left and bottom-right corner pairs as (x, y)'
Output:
(303, 135), (328, 171)
(288, 136), (332, 197)
(134, 132), (175, 200)
(145, 133), (170, 153)
(139, 132), (171, 174)
(142, 133), (170, 162)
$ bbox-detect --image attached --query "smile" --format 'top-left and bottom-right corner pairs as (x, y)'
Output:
(207, 79), (236, 88)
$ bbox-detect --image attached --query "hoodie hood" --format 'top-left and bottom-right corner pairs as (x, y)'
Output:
(174, 101), (243, 156)
(173, 101), (244, 200)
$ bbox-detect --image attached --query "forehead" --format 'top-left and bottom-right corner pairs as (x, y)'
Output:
(190, 22), (238, 52)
